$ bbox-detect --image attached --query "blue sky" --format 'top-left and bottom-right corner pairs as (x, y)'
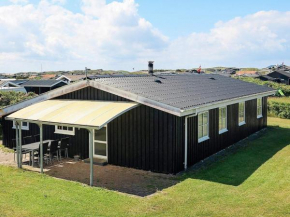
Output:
(0, 0), (290, 73)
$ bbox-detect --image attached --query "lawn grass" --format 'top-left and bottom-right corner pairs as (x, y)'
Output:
(268, 97), (290, 104)
(0, 117), (289, 217)
(0, 144), (14, 153)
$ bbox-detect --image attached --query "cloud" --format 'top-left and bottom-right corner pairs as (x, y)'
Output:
(9, 0), (29, 4)
(161, 11), (290, 69)
(0, 0), (168, 72)
(0, 1), (289, 73)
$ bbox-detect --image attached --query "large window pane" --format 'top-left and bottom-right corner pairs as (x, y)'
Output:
(198, 126), (203, 139)
(95, 127), (107, 141)
(94, 142), (107, 156)
(198, 114), (203, 126)
(203, 113), (208, 125)
(203, 124), (208, 137)
(198, 112), (209, 141)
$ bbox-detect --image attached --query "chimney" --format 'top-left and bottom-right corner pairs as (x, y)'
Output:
(148, 61), (154, 75)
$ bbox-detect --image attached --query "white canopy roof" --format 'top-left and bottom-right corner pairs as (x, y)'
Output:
(6, 100), (139, 129)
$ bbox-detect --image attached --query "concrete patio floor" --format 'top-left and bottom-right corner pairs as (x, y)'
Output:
(0, 149), (179, 197)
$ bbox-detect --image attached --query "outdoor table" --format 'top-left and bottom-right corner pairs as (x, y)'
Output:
(21, 140), (54, 167)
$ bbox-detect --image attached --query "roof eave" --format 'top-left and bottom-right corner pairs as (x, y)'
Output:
(180, 90), (276, 116)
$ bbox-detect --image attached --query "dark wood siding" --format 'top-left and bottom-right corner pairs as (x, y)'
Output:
(187, 97), (268, 167)
(2, 87), (184, 174)
(1, 86), (268, 174)
(107, 106), (183, 174)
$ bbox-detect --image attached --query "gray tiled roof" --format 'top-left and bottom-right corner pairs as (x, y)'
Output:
(21, 80), (65, 87)
(94, 74), (273, 110)
(10, 80), (28, 85)
(268, 70), (290, 78)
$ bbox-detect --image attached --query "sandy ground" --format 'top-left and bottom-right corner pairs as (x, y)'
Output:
(0, 149), (179, 197)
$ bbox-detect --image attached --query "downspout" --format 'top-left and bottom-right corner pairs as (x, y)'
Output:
(184, 113), (197, 170)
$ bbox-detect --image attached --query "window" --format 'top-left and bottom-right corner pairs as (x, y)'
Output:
(12, 121), (29, 130)
(94, 126), (107, 160)
(55, 125), (75, 135)
(257, 98), (263, 118)
(198, 112), (209, 143)
(239, 102), (246, 126)
(219, 107), (227, 134)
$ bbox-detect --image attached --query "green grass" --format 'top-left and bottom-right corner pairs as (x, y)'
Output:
(269, 97), (290, 104)
(0, 144), (14, 153)
(0, 117), (289, 216)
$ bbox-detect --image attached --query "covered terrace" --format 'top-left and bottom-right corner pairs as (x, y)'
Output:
(6, 99), (138, 186)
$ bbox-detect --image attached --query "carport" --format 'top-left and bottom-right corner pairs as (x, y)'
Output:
(6, 99), (138, 186)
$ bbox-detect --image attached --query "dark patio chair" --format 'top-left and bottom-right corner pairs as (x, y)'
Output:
(12, 138), (31, 163)
(34, 142), (50, 165)
(34, 134), (40, 142)
(49, 140), (59, 162)
(59, 137), (69, 160)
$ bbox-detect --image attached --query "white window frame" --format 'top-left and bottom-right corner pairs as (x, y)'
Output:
(238, 102), (246, 126)
(55, 125), (75, 135)
(93, 126), (108, 160)
(12, 121), (29, 130)
(257, 98), (263, 118)
(198, 111), (210, 143)
(219, 107), (228, 134)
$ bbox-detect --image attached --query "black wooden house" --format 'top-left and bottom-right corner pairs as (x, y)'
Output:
(0, 70), (275, 176)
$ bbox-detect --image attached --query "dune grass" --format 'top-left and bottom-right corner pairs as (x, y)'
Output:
(0, 117), (289, 217)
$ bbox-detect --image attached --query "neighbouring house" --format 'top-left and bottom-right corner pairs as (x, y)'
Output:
(222, 68), (239, 75)
(0, 63), (275, 185)
(0, 75), (15, 81)
(262, 70), (290, 85)
(0, 80), (27, 93)
(41, 74), (57, 80)
(259, 75), (278, 82)
(56, 74), (91, 84)
(235, 71), (259, 77)
(21, 80), (68, 94)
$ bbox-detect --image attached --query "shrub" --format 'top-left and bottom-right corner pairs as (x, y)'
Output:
(0, 91), (37, 109)
(268, 101), (290, 119)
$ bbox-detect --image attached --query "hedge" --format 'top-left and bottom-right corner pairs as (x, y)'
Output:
(268, 101), (290, 119)
(236, 77), (290, 96)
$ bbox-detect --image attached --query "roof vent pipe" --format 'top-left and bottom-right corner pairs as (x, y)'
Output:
(148, 61), (154, 75)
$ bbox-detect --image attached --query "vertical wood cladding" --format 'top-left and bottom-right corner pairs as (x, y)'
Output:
(187, 97), (268, 167)
(2, 87), (184, 174)
(1, 86), (268, 174)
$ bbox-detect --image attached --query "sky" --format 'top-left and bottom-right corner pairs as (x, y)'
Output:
(0, 0), (290, 73)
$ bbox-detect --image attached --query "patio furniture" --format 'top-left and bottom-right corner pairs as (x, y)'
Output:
(21, 140), (54, 167)
(34, 142), (50, 165)
(23, 136), (33, 145)
(59, 137), (69, 160)
(49, 140), (59, 162)
(34, 134), (40, 142)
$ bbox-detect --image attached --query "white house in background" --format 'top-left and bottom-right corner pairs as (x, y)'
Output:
(0, 75), (16, 82)
(0, 81), (27, 93)
(56, 74), (94, 84)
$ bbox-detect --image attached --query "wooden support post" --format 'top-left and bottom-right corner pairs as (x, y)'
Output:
(89, 129), (94, 186)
